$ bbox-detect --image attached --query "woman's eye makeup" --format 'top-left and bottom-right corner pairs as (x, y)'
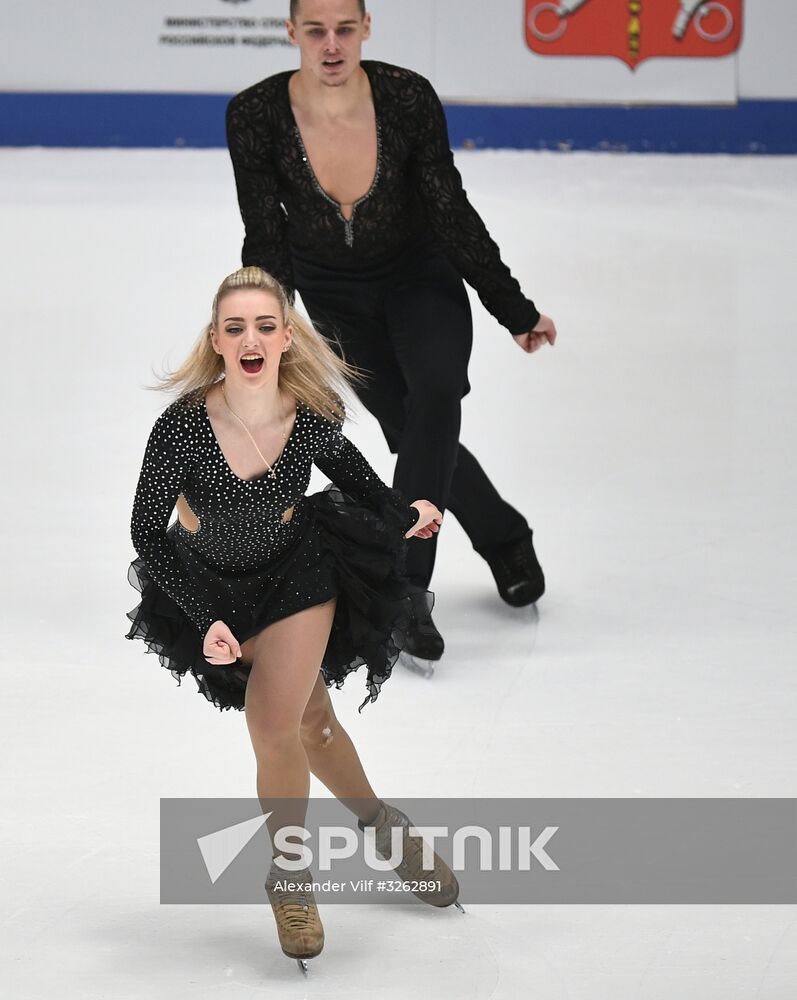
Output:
(223, 324), (276, 335)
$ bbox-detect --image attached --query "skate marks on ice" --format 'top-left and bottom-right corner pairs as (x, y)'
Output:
(397, 580), (541, 682)
(259, 903), (496, 995)
(294, 904), (464, 979)
(81, 897), (490, 996)
(398, 606), (538, 678)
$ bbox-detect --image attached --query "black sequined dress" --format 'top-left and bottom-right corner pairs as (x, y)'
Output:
(125, 393), (426, 713)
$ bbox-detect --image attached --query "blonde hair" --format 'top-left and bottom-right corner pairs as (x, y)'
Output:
(157, 267), (365, 423)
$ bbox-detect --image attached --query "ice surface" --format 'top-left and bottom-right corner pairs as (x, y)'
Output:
(1, 147), (795, 999)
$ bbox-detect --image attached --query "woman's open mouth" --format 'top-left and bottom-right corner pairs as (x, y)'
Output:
(240, 352), (264, 374)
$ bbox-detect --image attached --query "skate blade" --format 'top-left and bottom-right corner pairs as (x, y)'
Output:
(498, 602), (540, 624)
(399, 651), (436, 678)
(454, 900), (466, 914)
(297, 958), (309, 976)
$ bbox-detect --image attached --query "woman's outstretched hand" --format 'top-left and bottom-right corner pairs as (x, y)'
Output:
(513, 313), (557, 353)
(204, 620), (242, 665)
(406, 500), (443, 540)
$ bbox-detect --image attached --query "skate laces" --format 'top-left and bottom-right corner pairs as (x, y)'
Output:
(266, 869), (316, 926)
(399, 829), (445, 879)
(376, 808), (443, 880)
(275, 896), (314, 929)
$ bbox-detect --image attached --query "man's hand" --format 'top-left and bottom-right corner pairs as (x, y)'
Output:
(203, 620), (242, 665)
(513, 314), (557, 354)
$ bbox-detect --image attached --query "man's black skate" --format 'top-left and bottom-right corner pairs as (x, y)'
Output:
(399, 586), (444, 677)
(486, 529), (545, 607)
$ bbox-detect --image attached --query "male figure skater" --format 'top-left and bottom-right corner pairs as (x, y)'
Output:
(226, 0), (557, 662)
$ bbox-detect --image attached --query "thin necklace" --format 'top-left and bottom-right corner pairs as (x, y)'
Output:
(220, 381), (289, 481)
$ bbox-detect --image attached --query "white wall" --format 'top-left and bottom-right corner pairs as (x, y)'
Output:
(0, 0), (431, 94)
(737, 0), (797, 98)
(1, 0), (795, 102)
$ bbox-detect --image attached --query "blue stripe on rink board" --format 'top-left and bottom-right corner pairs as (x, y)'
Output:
(444, 100), (797, 154)
(1, 92), (796, 154)
(0, 93), (231, 149)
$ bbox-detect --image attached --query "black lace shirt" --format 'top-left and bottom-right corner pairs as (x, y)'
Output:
(226, 60), (540, 336)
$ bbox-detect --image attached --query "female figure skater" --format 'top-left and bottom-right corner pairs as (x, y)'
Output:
(125, 267), (461, 973)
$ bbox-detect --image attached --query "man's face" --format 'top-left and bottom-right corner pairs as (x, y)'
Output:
(287, 0), (371, 87)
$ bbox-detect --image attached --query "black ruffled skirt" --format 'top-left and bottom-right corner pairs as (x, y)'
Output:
(125, 486), (432, 713)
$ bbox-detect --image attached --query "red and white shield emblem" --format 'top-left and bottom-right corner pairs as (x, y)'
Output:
(525, 1), (743, 69)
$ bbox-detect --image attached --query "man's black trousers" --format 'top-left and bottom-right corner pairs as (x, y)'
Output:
(294, 236), (530, 589)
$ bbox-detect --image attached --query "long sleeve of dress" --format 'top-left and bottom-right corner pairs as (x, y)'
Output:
(226, 95), (296, 301)
(130, 408), (218, 637)
(314, 422), (420, 535)
(409, 77), (540, 337)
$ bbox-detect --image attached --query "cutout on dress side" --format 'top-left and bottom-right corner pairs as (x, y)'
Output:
(176, 494), (200, 533)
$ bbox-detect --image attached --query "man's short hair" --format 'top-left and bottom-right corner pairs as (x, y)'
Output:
(290, 0), (366, 21)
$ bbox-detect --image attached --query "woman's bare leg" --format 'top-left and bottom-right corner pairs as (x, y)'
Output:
(241, 598), (337, 860)
(299, 673), (382, 825)
(240, 597), (383, 853)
